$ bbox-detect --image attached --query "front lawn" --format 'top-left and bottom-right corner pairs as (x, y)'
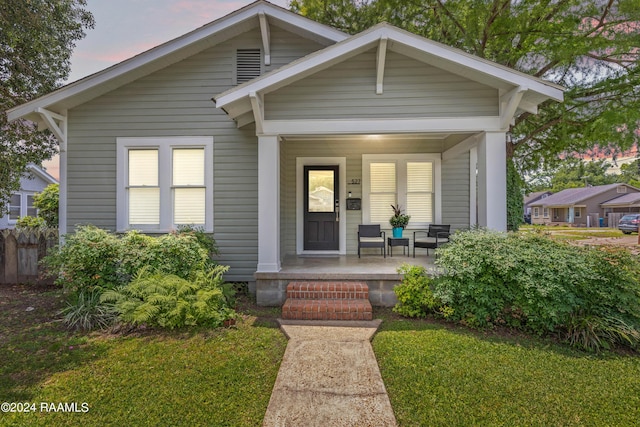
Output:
(3, 285), (640, 426)
(0, 285), (287, 427)
(373, 316), (640, 426)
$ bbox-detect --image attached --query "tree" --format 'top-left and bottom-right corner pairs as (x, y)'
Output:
(290, 0), (640, 172)
(0, 0), (94, 213)
(527, 157), (619, 192)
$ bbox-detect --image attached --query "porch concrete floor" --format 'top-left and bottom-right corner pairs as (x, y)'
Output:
(280, 253), (436, 276)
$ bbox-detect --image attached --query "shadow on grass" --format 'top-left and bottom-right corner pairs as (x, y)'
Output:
(372, 306), (635, 359)
(0, 285), (110, 402)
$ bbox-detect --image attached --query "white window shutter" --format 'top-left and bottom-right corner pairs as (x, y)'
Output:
(406, 162), (433, 223)
(370, 162), (396, 224)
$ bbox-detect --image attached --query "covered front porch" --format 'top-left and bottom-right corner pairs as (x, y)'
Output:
(213, 22), (563, 305)
(254, 253), (437, 306)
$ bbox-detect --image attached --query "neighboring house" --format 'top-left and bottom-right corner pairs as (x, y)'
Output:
(524, 191), (552, 218)
(530, 183), (640, 226)
(0, 164), (58, 229)
(601, 192), (640, 214)
(7, 1), (563, 288)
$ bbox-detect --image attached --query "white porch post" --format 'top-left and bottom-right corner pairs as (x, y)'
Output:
(257, 135), (281, 272)
(477, 132), (507, 231)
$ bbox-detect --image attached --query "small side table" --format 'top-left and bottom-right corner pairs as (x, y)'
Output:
(387, 237), (409, 257)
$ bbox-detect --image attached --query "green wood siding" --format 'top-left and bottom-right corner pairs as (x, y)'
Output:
(66, 26), (324, 281)
(265, 50), (499, 120)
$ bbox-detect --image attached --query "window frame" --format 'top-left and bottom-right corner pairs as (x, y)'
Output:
(117, 137), (214, 233)
(362, 153), (441, 229)
(533, 207), (539, 217)
(8, 193), (22, 223)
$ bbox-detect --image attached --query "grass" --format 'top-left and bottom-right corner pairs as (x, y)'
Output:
(3, 285), (640, 426)
(372, 316), (640, 427)
(0, 285), (287, 427)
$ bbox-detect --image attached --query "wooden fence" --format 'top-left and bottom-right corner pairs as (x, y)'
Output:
(607, 213), (625, 229)
(0, 229), (58, 285)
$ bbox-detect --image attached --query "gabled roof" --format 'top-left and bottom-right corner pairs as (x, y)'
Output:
(7, 1), (347, 125)
(524, 191), (552, 206)
(214, 22), (564, 123)
(532, 184), (639, 207)
(601, 192), (640, 207)
(26, 164), (58, 185)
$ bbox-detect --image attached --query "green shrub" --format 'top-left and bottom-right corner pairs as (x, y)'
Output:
(59, 289), (117, 331)
(45, 225), (214, 292)
(44, 225), (122, 293)
(33, 183), (59, 227)
(102, 265), (235, 329)
(432, 229), (640, 351)
(117, 230), (210, 283)
(15, 215), (46, 229)
(393, 264), (441, 318)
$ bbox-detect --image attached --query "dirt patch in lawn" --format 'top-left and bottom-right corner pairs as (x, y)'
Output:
(572, 235), (640, 255)
(0, 284), (66, 340)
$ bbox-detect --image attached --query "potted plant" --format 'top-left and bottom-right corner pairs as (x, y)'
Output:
(390, 204), (410, 238)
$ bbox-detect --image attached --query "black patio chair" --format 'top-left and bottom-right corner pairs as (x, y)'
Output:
(413, 224), (450, 257)
(358, 224), (386, 258)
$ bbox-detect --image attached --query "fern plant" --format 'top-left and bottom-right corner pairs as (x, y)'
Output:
(102, 265), (235, 329)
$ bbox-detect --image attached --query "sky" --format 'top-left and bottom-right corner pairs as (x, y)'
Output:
(43, 0), (290, 178)
(69, 0), (289, 82)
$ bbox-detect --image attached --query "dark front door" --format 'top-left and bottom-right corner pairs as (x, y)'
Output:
(304, 165), (339, 250)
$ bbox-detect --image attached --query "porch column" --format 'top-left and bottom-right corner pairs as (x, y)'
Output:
(477, 132), (507, 231)
(257, 135), (281, 272)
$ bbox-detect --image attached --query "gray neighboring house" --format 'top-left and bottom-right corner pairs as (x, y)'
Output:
(6, 1), (563, 294)
(530, 183), (640, 226)
(601, 192), (640, 214)
(524, 191), (552, 218)
(0, 164), (58, 229)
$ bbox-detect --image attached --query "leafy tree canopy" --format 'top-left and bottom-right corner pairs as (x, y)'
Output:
(0, 0), (94, 213)
(527, 157), (623, 192)
(290, 0), (640, 173)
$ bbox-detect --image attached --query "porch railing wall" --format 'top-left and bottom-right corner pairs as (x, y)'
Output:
(0, 229), (58, 285)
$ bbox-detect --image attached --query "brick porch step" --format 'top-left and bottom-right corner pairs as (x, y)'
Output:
(281, 281), (373, 321)
(286, 281), (369, 300)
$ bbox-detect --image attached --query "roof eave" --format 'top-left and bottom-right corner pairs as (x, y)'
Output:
(215, 23), (565, 114)
(7, 0), (348, 123)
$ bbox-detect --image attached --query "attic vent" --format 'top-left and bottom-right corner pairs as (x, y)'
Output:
(236, 49), (261, 84)
(618, 186), (627, 193)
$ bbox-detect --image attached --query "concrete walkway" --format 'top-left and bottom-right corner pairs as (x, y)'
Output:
(263, 319), (397, 427)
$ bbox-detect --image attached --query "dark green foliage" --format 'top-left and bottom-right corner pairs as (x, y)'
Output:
(44, 225), (212, 293)
(44, 225), (122, 293)
(101, 266), (235, 329)
(15, 215), (46, 229)
(44, 224), (225, 331)
(1, 1), (94, 213)
(424, 229), (640, 351)
(393, 264), (440, 318)
(506, 159), (523, 231)
(33, 183), (59, 227)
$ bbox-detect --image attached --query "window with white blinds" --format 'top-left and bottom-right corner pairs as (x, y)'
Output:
(369, 162), (396, 224)
(363, 154), (439, 227)
(406, 162), (433, 223)
(128, 149), (160, 225)
(117, 137), (213, 232)
(9, 194), (21, 221)
(173, 148), (205, 224)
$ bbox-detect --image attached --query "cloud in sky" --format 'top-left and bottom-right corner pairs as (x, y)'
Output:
(69, 0), (289, 81)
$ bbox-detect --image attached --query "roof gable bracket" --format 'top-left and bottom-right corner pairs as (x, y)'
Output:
(376, 36), (388, 95)
(250, 92), (265, 134)
(258, 12), (271, 66)
(500, 86), (526, 129)
(35, 107), (67, 151)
